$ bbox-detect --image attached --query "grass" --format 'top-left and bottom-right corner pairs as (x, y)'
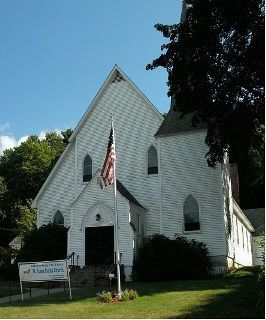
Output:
(0, 267), (263, 319)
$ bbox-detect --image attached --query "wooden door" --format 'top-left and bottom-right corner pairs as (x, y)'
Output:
(85, 226), (114, 265)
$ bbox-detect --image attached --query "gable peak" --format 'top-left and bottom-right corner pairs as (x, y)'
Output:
(112, 70), (124, 83)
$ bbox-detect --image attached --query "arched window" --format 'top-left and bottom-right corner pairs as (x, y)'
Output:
(183, 195), (200, 231)
(83, 155), (92, 182)
(53, 210), (64, 225)
(147, 146), (158, 174)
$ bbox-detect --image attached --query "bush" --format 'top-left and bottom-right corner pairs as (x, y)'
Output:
(132, 234), (212, 281)
(120, 289), (138, 301)
(0, 246), (19, 280)
(16, 223), (68, 263)
(96, 291), (113, 303)
(0, 246), (15, 266)
(96, 289), (138, 303)
(0, 263), (19, 281)
(0, 223), (68, 281)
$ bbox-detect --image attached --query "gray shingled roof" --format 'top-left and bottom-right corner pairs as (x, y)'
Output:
(243, 208), (265, 236)
(155, 110), (207, 137)
(117, 180), (145, 209)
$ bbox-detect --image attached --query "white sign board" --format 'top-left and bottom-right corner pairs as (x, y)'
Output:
(19, 260), (69, 282)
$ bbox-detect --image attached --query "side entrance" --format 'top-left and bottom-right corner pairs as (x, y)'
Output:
(85, 226), (114, 265)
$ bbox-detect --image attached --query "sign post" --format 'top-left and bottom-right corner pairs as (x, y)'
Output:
(18, 259), (71, 300)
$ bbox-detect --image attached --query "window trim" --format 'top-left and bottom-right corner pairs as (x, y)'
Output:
(182, 194), (201, 234)
(146, 145), (158, 176)
(83, 154), (93, 183)
(53, 210), (65, 226)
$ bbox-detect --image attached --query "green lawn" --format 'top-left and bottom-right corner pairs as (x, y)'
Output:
(0, 267), (263, 319)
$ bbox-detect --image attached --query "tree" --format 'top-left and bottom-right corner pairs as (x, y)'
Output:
(147, 0), (264, 208)
(0, 129), (72, 244)
(0, 136), (60, 202)
(61, 128), (73, 144)
(16, 199), (37, 236)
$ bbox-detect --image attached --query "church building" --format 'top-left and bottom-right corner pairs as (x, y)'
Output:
(32, 65), (254, 280)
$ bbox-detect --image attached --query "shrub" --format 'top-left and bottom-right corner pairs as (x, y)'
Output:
(0, 246), (15, 266)
(132, 234), (212, 281)
(16, 223), (68, 263)
(97, 289), (138, 303)
(96, 291), (113, 303)
(120, 289), (138, 301)
(0, 263), (19, 281)
(0, 246), (19, 280)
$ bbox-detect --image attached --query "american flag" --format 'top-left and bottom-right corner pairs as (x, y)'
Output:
(100, 127), (116, 189)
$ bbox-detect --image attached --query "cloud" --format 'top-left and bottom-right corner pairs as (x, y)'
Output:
(0, 122), (10, 132)
(38, 131), (47, 140)
(0, 135), (29, 155)
(0, 128), (64, 156)
(38, 129), (63, 140)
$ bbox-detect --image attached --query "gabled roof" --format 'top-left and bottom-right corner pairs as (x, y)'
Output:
(72, 169), (145, 209)
(32, 65), (163, 207)
(233, 199), (255, 232)
(155, 110), (207, 137)
(243, 208), (265, 236)
(116, 180), (145, 209)
(68, 64), (163, 143)
(9, 236), (24, 249)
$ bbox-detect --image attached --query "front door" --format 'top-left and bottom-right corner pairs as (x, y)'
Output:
(85, 226), (114, 265)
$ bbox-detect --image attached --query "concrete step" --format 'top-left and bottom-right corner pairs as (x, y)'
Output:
(69, 265), (114, 288)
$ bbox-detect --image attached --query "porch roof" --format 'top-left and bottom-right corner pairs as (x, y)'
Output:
(117, 180), (146, 209)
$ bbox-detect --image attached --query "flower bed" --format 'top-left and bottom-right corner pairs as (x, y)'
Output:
(96, 289), (138, 303)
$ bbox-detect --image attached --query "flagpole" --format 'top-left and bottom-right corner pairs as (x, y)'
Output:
(111, 113), (122, 299)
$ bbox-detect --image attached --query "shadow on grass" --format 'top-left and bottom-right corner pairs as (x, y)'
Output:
(0, 274), (262, 319)
(171, 276), (262, 319)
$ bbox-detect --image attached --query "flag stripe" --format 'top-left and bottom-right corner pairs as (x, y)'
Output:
(100, 127), (116, 189)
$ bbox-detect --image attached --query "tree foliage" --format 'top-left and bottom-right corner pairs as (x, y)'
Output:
(16, 199), (37, 236)
(147, 0), (264, 164)
(147, 0), (264, 208)
(0, 129), (73, 244)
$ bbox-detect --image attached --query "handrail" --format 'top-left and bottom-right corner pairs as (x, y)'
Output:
(94, 253), (115, 280)
(67, 252), (79, 266)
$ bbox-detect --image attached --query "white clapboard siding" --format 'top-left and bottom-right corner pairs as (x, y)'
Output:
(75, 72), (163, 235)
(129, 203), (147, 236)
(38, 143), (76, 227)
(232, 214), (253, 266)
(222, 159), (253, 267)
(252, 236), (264, 266)
(158, 131), (227, 257)
(36, 67), (163, 279)
(69, 174), (134, 279)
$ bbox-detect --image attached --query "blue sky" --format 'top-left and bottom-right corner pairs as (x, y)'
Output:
(0, 0), (182, 154)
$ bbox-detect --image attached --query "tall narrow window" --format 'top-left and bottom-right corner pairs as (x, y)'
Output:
(242, 226), (245, 249)
(83, 155), (92, 182)
(246, 230), (249, 252)
(183, 195), (200, 231)
(236, 218), (239, 245)
(53, 210), (64, 225)
(147, 146), (158, 174)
